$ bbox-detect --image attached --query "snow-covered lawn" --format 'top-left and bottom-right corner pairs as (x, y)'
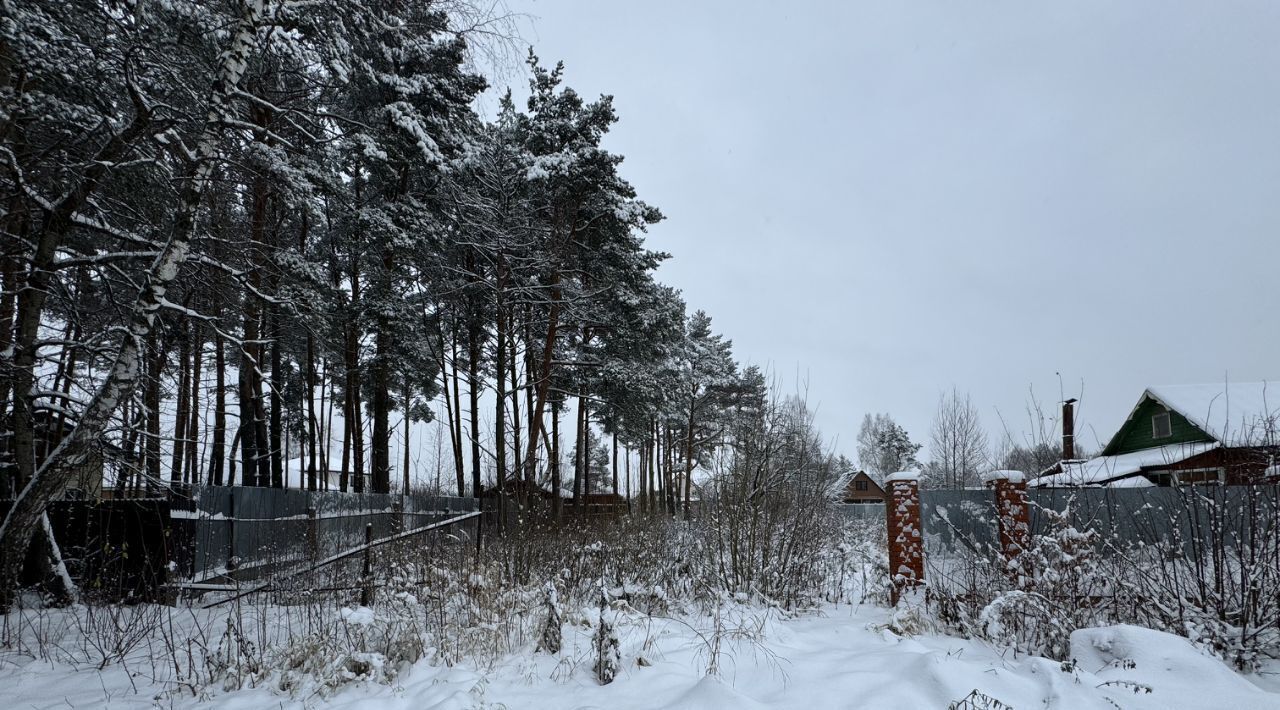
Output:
(3, 601), (1278, 709)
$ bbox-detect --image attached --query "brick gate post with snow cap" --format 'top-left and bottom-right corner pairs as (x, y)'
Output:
(884, 471), (924, 604)
(983, 470), (1030, 564)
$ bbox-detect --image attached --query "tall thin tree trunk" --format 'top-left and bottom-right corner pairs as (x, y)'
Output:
(171, 322), (189, 484)
(550, 398), (562, 523)
(403, 378), (411, 494)
(508, 321), (521, 486)
(344, 255), (363, 493)
(371, 324), (391, 494)
(269, 309), (283, 488)
(494, 291), (507, 530)
(447, 327), (465, 496)
(683, 404), (696, 520)
(237, 328), (259, 487)
(186, 324), (202, 484)
(573, 396), (585, 506)
(340, 377), (352, 493)
(638, 440), (647, 514)
(467, 318), (481, 499)
(320, 360), (332, 489)
(306, 333), (318, 491)
(524, 305), (536, 485)
(210, 333), (226, 486)
(144, 336), (162, 491)
(251, 312), (271, 488)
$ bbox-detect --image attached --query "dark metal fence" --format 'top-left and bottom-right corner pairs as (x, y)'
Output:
(1, 498), (172, 602)
(169, 486), (479, 584)
(839, 486), (1280, 554)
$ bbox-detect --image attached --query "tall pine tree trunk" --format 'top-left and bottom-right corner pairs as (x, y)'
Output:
(269, 308), (283, 488)
(186, 324), (202, 485)
(306, 333), (318, 491)
(370, 241), (394, 494)
(550, 398), (562, 523)
(144, 335), (162, 491)
(210, 332), (226, 486)
(467, 319), (481, 499)
(171, 322), (189, 484)
(237, 319), (259, 487)
(402, 378), (411, 494)
(494, 291), (507, 530)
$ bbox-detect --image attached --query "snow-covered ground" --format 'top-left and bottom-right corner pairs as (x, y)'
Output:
(3, 600), (1278, 709)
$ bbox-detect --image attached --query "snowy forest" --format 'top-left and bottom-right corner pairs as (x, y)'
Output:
(0, 0), (797, 578)
(3, 1), (1280, 709)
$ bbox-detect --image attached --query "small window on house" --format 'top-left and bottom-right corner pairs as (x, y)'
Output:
(855, 480), (868, 491)
(1152, 411), (1172, 438)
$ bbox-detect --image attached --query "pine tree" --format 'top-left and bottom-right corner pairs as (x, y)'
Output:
(856, 413), (922, 480)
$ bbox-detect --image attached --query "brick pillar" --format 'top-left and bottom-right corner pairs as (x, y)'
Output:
(984, 470), (1030, 562)
(884, 472), (924, 604)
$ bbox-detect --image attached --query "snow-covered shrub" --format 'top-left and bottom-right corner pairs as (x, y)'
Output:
(928, 502), (1106, 659)
(930, 487), (1280, 668)
(881, 594), (935, 637)
(274, 591), (424, 694)
(536, 582), (562, 654)
(977, 590), (1072, 659)
(207, 614), (265, 691)
(592, 590), (621, 684)
(821, 518), (891, 605)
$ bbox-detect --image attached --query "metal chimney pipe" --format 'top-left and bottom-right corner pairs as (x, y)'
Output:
(1062, 398), (1077, 460)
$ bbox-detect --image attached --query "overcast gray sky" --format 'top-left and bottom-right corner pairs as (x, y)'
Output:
(503, 0), (1280, 464)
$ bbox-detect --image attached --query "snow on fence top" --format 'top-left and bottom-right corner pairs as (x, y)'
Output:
(884, 471), (920, 483)
(980, 470), (1026, 484)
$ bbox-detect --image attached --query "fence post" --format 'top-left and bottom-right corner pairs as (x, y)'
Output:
(306, 507), (318, 564)
(391, 495), (404, 536)
(360, 522), (374, 606)
(984, 470), (1030, 566)
(226, 486), (237, 572)
(884, 471), (924, 604)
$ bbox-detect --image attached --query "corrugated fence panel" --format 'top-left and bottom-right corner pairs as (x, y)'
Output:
(836, 504), (886, 524)
(921, 490), (998, 552)
(903, 485), (1280, 554)
(181, 487), (479, 583)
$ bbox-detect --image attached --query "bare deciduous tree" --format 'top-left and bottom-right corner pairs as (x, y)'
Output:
(926, 388), (989, 488)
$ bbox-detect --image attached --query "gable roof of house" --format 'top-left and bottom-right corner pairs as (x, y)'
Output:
(842, 471), (885, 497)
(1106, 381), (1280, 451)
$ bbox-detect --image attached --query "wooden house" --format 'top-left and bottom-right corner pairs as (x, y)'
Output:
(842, 470), (886, 504)
(1033, 382), (1280, 488)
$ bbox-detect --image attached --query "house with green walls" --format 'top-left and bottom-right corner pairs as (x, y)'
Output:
(1032, 382), (1280, 488)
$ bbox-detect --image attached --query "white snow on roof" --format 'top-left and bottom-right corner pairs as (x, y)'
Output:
(884, 470), (920, 483)
(1144, 382), (1280, 446)
(1030, 441), (1219, 487)
(1107, 475), (1157, 488)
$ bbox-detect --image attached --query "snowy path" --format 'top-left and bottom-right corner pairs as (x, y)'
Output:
(3, 603), (1279, 709)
